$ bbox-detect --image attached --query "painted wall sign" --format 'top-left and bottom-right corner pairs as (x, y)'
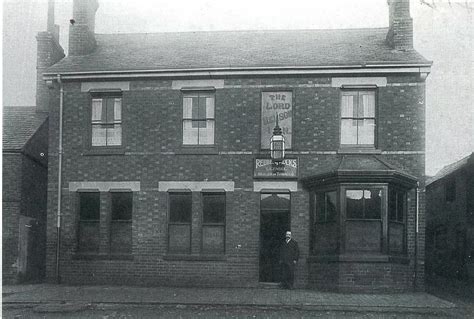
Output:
(261, 91), (292, 149)
(254, 158), (298, 178)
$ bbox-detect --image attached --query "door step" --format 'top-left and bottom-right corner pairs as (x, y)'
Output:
(258, 282), (281, 289)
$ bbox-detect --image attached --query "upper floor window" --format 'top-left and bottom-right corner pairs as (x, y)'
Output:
(91, 94), (122, 147)
(182, 92), (215, 145)
(340, 90), (376, 147)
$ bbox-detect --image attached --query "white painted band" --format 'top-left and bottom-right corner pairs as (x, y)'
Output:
(331, 77), (387, 87)
(69, 181), (140, 191)
(253, 181), (298, 192)
(81, 81), (130, 92)
(158, 181), (235, 192)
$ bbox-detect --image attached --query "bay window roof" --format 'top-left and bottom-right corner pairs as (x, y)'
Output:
(301, 155), (418, 189)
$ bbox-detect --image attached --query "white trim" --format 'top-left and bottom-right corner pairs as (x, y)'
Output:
(172, 79), (224, 90)
(253, 181), (298, 192)
(44, 65), (431, 81)
(80, 81), (130, 92)
(69, 181), (140, 192)
(158, 181), (235, 192)
(331, 77), (387, 87)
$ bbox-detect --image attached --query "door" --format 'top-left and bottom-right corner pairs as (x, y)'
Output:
(259, 193), (290, 282)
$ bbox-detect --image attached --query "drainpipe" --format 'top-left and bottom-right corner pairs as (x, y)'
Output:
(414, 181), (420, 290)
(55, 74), (64, 283)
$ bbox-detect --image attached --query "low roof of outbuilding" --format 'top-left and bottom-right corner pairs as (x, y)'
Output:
(2, 107), (48, 151)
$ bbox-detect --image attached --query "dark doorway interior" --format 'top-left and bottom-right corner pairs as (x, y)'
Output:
(260, 212), (290, 282)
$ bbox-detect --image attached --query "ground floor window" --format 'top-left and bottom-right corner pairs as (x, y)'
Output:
(202, 193), (226, 254)
(77, 191), (133, 255)
(168, 192), (192, 253)
(310, 184), (408, 256)
(168, 191), (226, 255)
(78, 192), (100, 253)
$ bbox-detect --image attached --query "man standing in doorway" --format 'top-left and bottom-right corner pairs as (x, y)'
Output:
(280, 230), (299, 289)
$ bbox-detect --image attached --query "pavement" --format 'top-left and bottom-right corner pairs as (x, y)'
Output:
(2, 284), (457, 315)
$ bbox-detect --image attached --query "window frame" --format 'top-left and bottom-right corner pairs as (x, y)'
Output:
(339, 89), (378, 149)
(109, 191), (133, 255)
(201, 192), (226, 254)
(86, 90), (125, 154)
(181, 91), (216, 146)
(76, 190), (101, 253)
(167, 191), (193, 254)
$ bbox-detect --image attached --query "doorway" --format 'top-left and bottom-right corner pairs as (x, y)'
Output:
(259, 193), (290, 283)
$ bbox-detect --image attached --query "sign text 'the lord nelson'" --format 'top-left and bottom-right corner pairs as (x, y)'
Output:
(261, 91), (292, 149)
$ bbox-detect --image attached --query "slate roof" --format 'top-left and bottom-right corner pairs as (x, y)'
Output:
(2, 107), (48, 151)
(426, 153), (474, 187)
(46, 28), (430, 74)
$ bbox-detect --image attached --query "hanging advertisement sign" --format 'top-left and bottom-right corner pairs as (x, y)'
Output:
(261, 91), (292, 149)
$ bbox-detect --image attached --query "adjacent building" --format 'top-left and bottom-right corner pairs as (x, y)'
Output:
(2, 107), (49, 283)
(426, 153), (474, 285)
(40, 0), (431, 292)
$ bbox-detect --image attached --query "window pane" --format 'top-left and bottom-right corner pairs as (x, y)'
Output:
(341, 119), (358, 144)
(261, 193), (290, 210)
(79, 192), (100, 220)
(111, 192), (132, 220)
(365, 189), (382, 219)
(361, 92), (375, 117)
(202, 225), (224, 253)
(198, 120), (215, 144)
(198, 97), (207, 119)
(110, 222), (132, 254)
(114, 98), (122, 121)
(191, 97), (201, 119)
(389, 189), (397, 221)
(315, 193), (325, 222)
(358, 119), (375, 145)
(397, 192), (405, 222)
(106, 125), (122, 146)
(346, 190), (363, 218)
(78, 222), (100, 252)
(92, 99), (103, 121)
(326, 191), (337, 222)
(92, 126), (107, 146)
(169, 193), (192, 223)
(203, 194), (225, 223)
(206, 97), (215, 119)
(341, 94), (355, 117)
(183, 120), (198, 144)
(169, 224), (191, 253)
(106, 98), (115, 123)
(183, 97), (193, 119)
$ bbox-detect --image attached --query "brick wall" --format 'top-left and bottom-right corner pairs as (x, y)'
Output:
(2, 153), (22, 283)
(45, 75), (426, 290)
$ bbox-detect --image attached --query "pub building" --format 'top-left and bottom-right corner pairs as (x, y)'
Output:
(39, 0), (431, 292)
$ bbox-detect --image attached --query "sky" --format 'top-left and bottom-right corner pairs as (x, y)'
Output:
(2, 0), (473, 176)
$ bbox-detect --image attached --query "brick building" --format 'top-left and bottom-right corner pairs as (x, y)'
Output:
(426, 153), (474, 285)
(41, 0), (431, 292)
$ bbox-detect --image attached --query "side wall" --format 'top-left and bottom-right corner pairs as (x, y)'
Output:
(2, 153), (22, 283)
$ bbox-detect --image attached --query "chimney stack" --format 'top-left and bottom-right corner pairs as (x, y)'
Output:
(36, 0), (65, 112)
(386, 0), (413, 51)
(68, 0), (99, 56)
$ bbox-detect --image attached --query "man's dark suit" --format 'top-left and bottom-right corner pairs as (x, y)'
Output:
(280, 238), (299, 289)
